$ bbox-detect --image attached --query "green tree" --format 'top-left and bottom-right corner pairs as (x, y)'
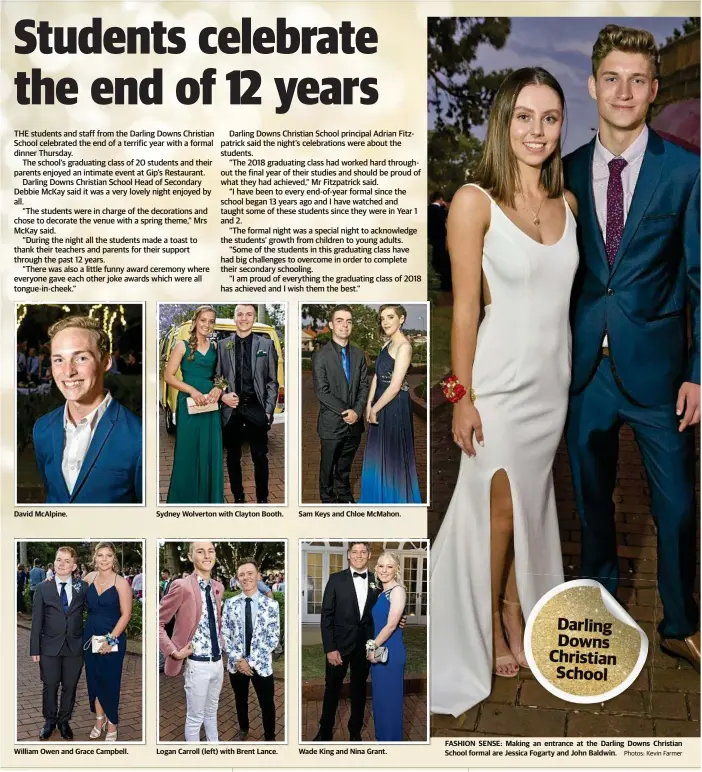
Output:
(302, 304), (383, 357)
(428, 17), (512, 135)
(428, 126), (484, 201)
(159, 542), (285, 581)
(665, 17), (700, 44)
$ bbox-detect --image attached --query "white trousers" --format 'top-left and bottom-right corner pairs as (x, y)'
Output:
(183, 658), (224, 742)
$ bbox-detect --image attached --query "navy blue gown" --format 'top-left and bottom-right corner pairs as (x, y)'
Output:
(371, 586), (406, 741)
(83, 583), (127, 725)
(359, 346), (421, 503)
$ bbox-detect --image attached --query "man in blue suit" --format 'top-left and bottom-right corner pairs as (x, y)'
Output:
(565, 25), (700, 669)
(32, 316), (142, 504)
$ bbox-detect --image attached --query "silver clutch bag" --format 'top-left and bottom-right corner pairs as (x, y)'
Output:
(88, 635), (118, 653)
(374, 646), (388, 663)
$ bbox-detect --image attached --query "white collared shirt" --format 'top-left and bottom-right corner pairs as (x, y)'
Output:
(54, 574), (73, 606)
(352, 569), (369, 616)
(592, 125), (649, 347)
(61, 391), (112, 493)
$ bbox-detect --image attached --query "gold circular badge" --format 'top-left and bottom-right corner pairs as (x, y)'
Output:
(525, 579), (648, 703)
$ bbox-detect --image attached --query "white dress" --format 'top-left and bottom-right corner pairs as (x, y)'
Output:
(430, 184), (579, 716)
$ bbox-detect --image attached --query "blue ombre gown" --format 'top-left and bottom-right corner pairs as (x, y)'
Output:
(370, 587), (406, 741)
(359, 346), (421, 503)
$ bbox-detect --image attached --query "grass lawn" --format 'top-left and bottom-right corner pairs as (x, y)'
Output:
(431, 304), (453, 386)
(301, 626), (427, 679)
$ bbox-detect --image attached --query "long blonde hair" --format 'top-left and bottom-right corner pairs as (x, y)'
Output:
(187, 305), (216, 361)
(92, 541), (120, 573)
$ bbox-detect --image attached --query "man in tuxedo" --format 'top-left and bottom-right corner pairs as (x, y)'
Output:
(565, 24), (700, 669)
(312, 306), (369, 503)
(216, 305), (279, 504)
(159, 542), (225, 741)
(315, 542), (378, 741)
(32, 316), (142, 504)
(428, 191), (451, 291)
(221, 559), (280, 741)
(30, 546), (87, 740)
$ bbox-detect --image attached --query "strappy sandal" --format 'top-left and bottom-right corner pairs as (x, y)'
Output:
(502, 599), (530, 669)
(89, 715), (107, 739)
(105, 723), (118, 742)
(493, 611), (519, 678)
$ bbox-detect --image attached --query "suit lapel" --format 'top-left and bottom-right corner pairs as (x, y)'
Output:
(69, 400), (118, 501)
(51, 412), (71, 500)
(227, 334), (237, 387)
(582, 139), (609, 271)
(329, 343), (349, 397)
(250, 333), (259, 375)
(190, 573), (202, 625)
(67, 580), (83, 612)
(610, 131), (664, 277)
(343, 568), (361, 622)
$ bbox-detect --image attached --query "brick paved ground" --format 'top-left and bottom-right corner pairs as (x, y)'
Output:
(159, 659), (285, 741)
(300, 371), (428, 504)
(428, 391), (700, 738)
(15, 621), (143, 742)
(159, 407), (286, 504)
(301, 692), (428, 742)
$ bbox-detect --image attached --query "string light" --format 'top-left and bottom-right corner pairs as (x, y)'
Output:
(16, 304), (27, 329)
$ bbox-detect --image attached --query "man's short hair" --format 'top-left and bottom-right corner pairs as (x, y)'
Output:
(234, 304), (257, 317)
(592, 24), (659, 78)
(55, 546), (77, 561)
(33, 558), (41, 567)
(236, 557), (260, 574)
(347, 541), (371, 554)
(330, 304), (353, 321)
(187, 541), (215, 557)
(48, 316), (111, 360)
(430, 191), (444, 202)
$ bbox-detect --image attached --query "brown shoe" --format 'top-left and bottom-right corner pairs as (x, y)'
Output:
(660, 631), (701, 672)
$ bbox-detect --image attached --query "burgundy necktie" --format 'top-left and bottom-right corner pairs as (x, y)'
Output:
(605, 157), (628, 266)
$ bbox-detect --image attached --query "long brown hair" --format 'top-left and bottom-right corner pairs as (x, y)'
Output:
(471, 67), (565, 208)
(187, 305), (216, 361)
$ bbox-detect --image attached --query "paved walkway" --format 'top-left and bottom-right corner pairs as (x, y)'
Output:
(15, 621), (143, 742)
(159, 407), (285, 504)
(301, 692), (427, 742)
(159, 660), (285, 741)
(429, 393), (700, 738)
(300, 371), (427, 504)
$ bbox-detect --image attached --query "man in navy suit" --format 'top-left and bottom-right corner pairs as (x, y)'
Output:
(32, 316), (142, 504)
(565, 25), (700, 669)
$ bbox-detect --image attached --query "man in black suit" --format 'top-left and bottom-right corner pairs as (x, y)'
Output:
(30, 546), (87, 741)
(315, 542), (378, 741)
(312, 305), (369, 503)
(428, 191), (450, 291)
(216, 304), (279, 503)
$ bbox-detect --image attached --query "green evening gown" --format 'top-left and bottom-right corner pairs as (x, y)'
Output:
(167, 343), (224, 503)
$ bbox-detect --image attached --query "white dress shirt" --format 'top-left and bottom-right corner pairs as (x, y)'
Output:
(61, 391), (112, 493)
(54, 574), (73, 606)
(592, 124), (649, 347)
(352, 569), (369, 616)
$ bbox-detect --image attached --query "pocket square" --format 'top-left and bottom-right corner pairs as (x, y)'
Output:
(256, 350), (267, 357)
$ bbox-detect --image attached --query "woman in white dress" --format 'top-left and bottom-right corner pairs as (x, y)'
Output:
(430, 67), (579, 716)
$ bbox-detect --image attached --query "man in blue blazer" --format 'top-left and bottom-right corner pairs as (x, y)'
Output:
(565, 25), (700, 668)
(32, 316), (142, 504)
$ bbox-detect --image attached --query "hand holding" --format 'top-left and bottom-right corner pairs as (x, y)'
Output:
(222, 392), (239, 409)
(677, 382), (700, 431)
(190, 389), (207, 407)
(367, 408), (379, 425)
(452, 399), (483, 457)
(207, 387), (223, 404)
(237, 658), (254, 676)
(99, 641), (112, 655)
(367, 650), (376, 663)
(171, 643), (193, 661)
(327, 650), (343, 666)
(342, 409), (359, 425)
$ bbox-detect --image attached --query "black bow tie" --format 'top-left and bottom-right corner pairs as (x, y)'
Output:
(352, 572), (367, 579)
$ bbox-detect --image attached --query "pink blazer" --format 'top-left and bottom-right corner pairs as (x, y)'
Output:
(158, 573), (224, 676)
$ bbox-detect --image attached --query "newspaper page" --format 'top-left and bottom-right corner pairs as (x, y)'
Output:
(1, 1), (699, 769)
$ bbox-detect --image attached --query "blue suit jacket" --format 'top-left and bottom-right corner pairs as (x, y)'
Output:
(32, 398), (143, 504)
(565, 129), (700, 406)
